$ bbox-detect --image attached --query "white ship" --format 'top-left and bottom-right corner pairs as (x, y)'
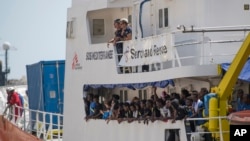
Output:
(1, 0), (250, 141)
(62, 0), (250, 141)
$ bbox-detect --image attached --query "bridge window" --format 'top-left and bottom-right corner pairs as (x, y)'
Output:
(66, 18), (75, 39)
(93, 19), (105, 36)
(159, 9), (163, 28)
(159, 8), (168, 28)
(244, 4), (249, 10)
(164, 8), (168, 27)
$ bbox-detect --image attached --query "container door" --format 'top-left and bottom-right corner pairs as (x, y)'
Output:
(43, 63), (60, 114)
(43, 61), (65, 114)
(43, 61), (65, 128)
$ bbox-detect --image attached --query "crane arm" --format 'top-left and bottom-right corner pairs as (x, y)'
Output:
(214, 33), (250, 100)
(208, 33), (250, 141)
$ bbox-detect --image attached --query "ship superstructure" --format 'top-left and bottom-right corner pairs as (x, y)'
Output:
(62, 0), (250, 141)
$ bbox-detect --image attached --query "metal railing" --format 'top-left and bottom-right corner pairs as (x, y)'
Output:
(2, 104), (63, 141)
(2, 104), (234, 141)
(111, 30), (249, 74)
(185, 116), (229, 141)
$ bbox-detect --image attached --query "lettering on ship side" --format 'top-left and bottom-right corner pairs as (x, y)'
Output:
(130, 45), (168, 59)
(86, 50), (113, 60)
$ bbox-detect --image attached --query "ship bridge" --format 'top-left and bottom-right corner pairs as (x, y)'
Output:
(66, 0), (250, 84)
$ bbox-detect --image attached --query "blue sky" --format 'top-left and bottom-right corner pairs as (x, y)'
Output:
(0, 0), (71, 79)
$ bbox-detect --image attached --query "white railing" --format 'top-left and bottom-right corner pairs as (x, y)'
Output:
(110, 29), (250, 73)
(2, 103), (234, 141)
(185, 116), (229, 141)
(2, 104), (63, 141)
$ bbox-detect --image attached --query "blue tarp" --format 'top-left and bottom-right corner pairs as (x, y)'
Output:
(221, 58), (250, 83)
(84, 79), (175, 91)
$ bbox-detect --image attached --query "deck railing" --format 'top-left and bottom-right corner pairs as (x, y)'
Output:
(2, 104), (63, 141)
(111, 29), (250, 74)
(3, 104), (235, 141)
(185, 116), (229, 141)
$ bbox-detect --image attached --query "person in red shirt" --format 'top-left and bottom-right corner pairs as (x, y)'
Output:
(6, 87), (22, 122)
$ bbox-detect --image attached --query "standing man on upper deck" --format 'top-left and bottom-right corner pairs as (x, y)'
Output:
(108, 19), (123, 73)
(119, 18), (132, 41)
(108, 19), (122, 47)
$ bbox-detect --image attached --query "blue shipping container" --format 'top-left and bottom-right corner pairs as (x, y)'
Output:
(26, 60), (64, 129)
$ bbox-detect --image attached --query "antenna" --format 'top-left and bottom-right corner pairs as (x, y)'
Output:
(0, 39), (17, 85)
(2, 41), (11, 85)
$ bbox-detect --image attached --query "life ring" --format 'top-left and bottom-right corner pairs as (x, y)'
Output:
(228, 110), (250, 125)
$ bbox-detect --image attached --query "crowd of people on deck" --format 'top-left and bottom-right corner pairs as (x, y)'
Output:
(83, 86), (250, 141)
(84, 87), (250, 128)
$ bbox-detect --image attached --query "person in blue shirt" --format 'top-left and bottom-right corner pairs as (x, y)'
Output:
(101, 100), (111, 120)
(191, 91), (206, 126)
(236, 89), (244, 111)
(89, 99), (96, 116)
(238, 94), (250, 111)
(85, 94), (102, 121)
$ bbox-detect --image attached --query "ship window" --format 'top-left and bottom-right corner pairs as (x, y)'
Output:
(124, 91), (128, 101)
(138, 89), (147, 100)
(128, 15), (132, 24)
(139, 90), (142, 99)
(159, 9), (163, 28)
(165, 129), (180, 141)
(244, 4), (249, 10)
(97, 88), (106, 103)
(93, 19), (105, 36)
(66, 18), (75, 39)
(164, 8), (168, 27)
(143, 89), (147, 99)
(120, 90), (124, 102)
(158, 8), (168, 28)
(119, 90), (128, 102)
